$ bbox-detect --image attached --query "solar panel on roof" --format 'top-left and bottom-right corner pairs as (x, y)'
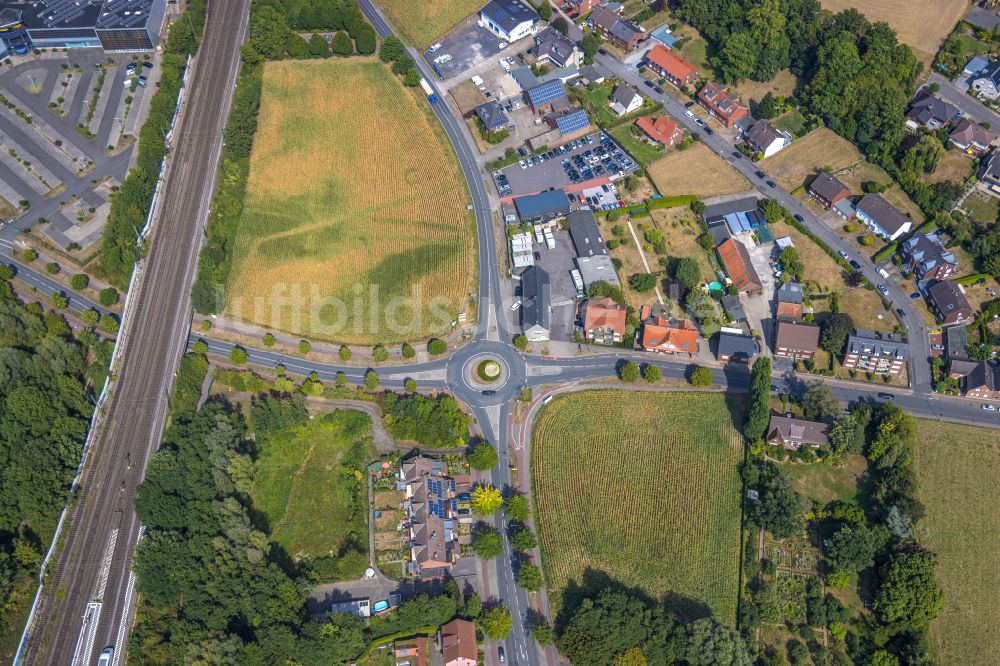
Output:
(556, 110), (589, 135)
(528, 80), (565, 105)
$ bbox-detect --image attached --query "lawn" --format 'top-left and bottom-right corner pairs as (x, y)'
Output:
(732, 70), (797, 108)
(912, 419), (1000, 665)
(783, 454), (868, 505)
(609, 123), (665, 167)
(378, 0), (481, 49)
(532, 390), (745, 622)
(835, 160), (924, 223)
(674, 24), (712, 75)
(252, 409), (375, 579)
(819, 0), (967, 68)
(772, 109), (808, 139)
(962, 190), (999, 226)
(648, 142), (752, 198)
(651, 206), (716, 285)
(224, 59), (476, 343)
(923, 150), (974, 185)
(760, 128), (864, 191)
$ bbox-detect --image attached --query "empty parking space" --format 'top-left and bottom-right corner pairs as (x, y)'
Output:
(427, 17), (511, 79)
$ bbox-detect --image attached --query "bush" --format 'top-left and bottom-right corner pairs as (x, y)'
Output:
(229, 346), (248, 364)
(401, 342), (415, 358)
(71, 273), (89, 290)
(643, 364), (662, 382)
(467, 442), (499, 470)
(860, 235), (875, 246)
(298, 340), (311, 355)
(372, 344), (389, 362)
(619, 361), (639, 382)
(45, 262), (59, 274)
(339, 345), (351, 360)
(689, 366), (712, 386)
(427, 338), (447, 355)
(513, 334), (528, 350)
(98, 314), (119, 334)
(22, 248), (38, 262)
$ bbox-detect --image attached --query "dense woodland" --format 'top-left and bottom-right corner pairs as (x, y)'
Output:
(0, 269), (107, 649)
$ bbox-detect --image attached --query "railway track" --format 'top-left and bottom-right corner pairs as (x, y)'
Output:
(19, 1), (250, 663)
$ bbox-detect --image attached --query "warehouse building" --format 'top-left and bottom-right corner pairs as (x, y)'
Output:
(0, 0), (167, 55)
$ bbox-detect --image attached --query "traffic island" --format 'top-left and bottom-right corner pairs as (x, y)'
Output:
(476, 359), (502, 383)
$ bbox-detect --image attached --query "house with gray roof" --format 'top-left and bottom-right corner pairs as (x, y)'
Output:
(905, 96), (961, 130)
(854, 193), (912, 241)
(766, 415), (830, 450)
(949, 118), (998, 157)
(744, 122), (790, 158)
(716, 328), (758, 363)
(609, 84), (642, 116)
(530, 28), (580, 68)
(475, 101), (510, 133)
(520, 265), (551, 341)
(972, 60), (1000, 100)
(588, 4), (643, 51)
(842, 329), (909, 376)
(479, 0), (538, 43)
(948, 359), (1000, 401)
(901, 233), (958, 281)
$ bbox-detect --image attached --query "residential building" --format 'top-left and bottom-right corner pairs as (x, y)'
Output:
(395, 637), (428, 666)
(479, 0), (538, 43)
(640, 317), (698, 354)
(441, 620), (478, 666)
(971, 60), (1000, 100)
(0, 0), (167, 53)
(945, 324), (969, 360)
(964, 55), (989, 77)
(948, 359), (1000, 400)
(808, 173), (851, 209)
(697, 82), (749, 128)
(927, 279), (974, 325)
(578, 63), (608, 84)
(854, 193), (912, 241)
(520, 265), (551, 341)
(775, 282), (804, 321)
(833, 197), (856, 220)
(330, 598), (371, 618)
(583, 297), (627, 344)
(905, 96), (961, 130)
(643, 44), (698, 88)
(901, 233), (958, 281)
(576, 255), (620, 287)
(568, 208), (608, 257)
(978, 149), (1000, 197)
(513, 189), (571, 221)
(721, 295), (746, 323)
(588, 4), (643, 51)
(635, 115), (682, 146)
(744, 121), (791, 158)
(949, 118), (998, 157)
(842, 329), (909, 376)
(401, 457), (464, 574)
(766, 415), (831, 450)
(717, 328), (758, 363)
(475, 101), (510, 132)
(564, 0), (595, 15)
(530, 28), (581, 68)
(774, 321), (820, 360)
(717, 238), (763, 293)
(610, 83), (642, 116)
(524, 79), (567, 113)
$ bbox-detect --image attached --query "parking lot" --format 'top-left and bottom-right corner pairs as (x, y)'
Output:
(493, 131), (639, 199)
(513, 224), (579, 341)
(426, 15), (513, 80)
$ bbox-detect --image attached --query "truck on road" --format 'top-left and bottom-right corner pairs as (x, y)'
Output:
(419, 78), (438, 104)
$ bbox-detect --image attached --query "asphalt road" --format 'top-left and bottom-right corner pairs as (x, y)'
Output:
(927, 72), (1000, 128)
(589, 48), (934, 394)
(19, 1), (250, 664)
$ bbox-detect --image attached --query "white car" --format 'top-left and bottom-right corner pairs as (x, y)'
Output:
(982, 404), (997, 411)
(838, 250), (849, 260)
(684, 109), (695, 118)
(876, 267), (890, 279)
(98, 648), (114, 666)
(877, 284), (889, 297)
(428, 42), (443, 53)
(694, 118), (705, 127)
(498, 41), (508, 50)
(511, 301), (521, 311)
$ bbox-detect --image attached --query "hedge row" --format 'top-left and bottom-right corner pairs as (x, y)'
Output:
(648, 194), (698, 209)
(786, 215), (851, 271)
(955, 273), (992, 285)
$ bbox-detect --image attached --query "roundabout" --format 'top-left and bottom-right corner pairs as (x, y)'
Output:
(445, 339), (527, 406)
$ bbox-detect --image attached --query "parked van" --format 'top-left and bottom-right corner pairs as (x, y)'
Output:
(876, 267), (890, 279)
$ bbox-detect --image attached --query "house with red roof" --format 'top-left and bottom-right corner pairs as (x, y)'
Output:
(697, 82), (748, 128)
(583, 297), (627, 344)
(644, 44), (698, 89)
(640, 317), (698, 354)
(635, 115), (682, 146)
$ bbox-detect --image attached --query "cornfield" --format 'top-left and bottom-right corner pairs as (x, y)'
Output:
(224, 59), (476, 344)
(378, 0), (481, 50)
(531, 390), (745, 622)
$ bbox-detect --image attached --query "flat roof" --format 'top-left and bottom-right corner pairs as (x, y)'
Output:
(576, 255), (619, 287)
(513, 189), (571, 220)
(567, 208), (606, 257)
(2, 0), (163, 31)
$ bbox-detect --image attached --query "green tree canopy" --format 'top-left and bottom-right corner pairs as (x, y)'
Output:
(471, 484), (503, 515)
(467, 442), (500, 470)
(479, 605), (513, 640)
(518, 563), (542, 591)
(619, 361), (639, 382)
(802, 380), (840, 421)
(690, 366), (712, 387)
(331, 30), (353, 55)
(472, 525), (503, 559)
(820, 312), (853, 354)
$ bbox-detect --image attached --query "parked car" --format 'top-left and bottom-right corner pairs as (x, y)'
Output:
(732, 151), (742, 159)
(137, 76), (148, 87)
(685, 101), (695, 108)
(877, 284), (889, 296)
(755, 170), (765, 178)
(931, 343), (944, 350)
(694, 118), (705, 127)
(876, 267), (890, 279)
(704, 127), (714, 135)
(981, 404), (997, 411)
(910, 292), (920, 300)
(644, 80), (654, 88)
(896, 308), (906, 318)
(877, 392), (895, 401)
(850, 260), (862, 270)
(684, 109), (695, 118)
(598, 48), (607, 55)
(511, 301), (521, 311)
(766, 180), (776, 188)
(142, 60), (153, 69)
(793, 214), (804, 222)
(770, 384), (779, 393)
(499, 647), (506, 663)
(838, 250), (849, 260)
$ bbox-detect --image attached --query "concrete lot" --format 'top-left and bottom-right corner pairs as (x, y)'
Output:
(427, 15), (512, 80)
(735, 233), (777, 352)
(495, 131), (639, 198)
(513, 224), (580, 341)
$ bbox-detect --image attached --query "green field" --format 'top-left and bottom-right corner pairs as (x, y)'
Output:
(913, 419), (1000, 665)
(224, 58), (476, 344)
(610, 124), (664, 167)
(378, 0), (480, 49)
(531, 390), (745, 622)
(252, 409), (374, 579)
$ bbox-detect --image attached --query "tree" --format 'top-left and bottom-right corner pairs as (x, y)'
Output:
(81, 308), (100, 327)
(518, 563), (542, 591)
(467, 442), (500, 470)
(339, 345), (351, 360)
(263, 332), (275, 346)
(674, 256), (701, 290)
(759, 199), (787, 224)
(755, 91), (777, 119)
(428, 338), (447, 355)
(788, 641), (809, 666)
(552, 16), (569, 34)
(286, 32), (310, 58)
(532, 619), (555, 645)
(308, 32), (328, 56)
(686, 617), (753, 666)
(192, 340), (209, 354)
(776, 247), (803, 281)
(511, 526), (537, 552)
(628, 273), (657, 292)
(746, 463), (807, 539)
(581, 33), (601, 61)
(682, 365), (714, 388)
(471, 484), (503, 515)
(613, 647), (647, 666)
(299, 340), (311, 355)
(49, 291), (68, 309)
(379, 35), (406, 62)
(820, 312), (853, 354)
(331, 30), (353, 55)
(873, 546), (943, 631)
(354, 24), (377, 54)
(372, 344), (389, 362)
(643, 364), (662, 382)
(403, 68), (421, 87)
(513, 334), (528, 350)
(479, 605), (513, 640)
(98, 314), (119, 334)
(401, 342), (415, 358)
(71, 273), (89, 290)
(744, 357), (772, 442)
(802, 380), (839, 420)
(504, 493), (530, 521)
(364, 369), (379, 390)
(404, 377), (417, 393)
(22, 248), (37, 262)
(472, 525), (503, 559)
(619, 361), (639, 382)
(828, 413), (864, 459)
(229, 346), (248, 364)
(825, 523), (889, 572)
(537, 1), (552, 21)
(99, 287), (119, 307)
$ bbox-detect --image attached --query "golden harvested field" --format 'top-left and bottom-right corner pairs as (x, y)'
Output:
(648, 142), (752, 199)
(761, 128), (863, 191)
(224, 59), (476, 344)
(378, 0), (481, 49)
(532, 390), (745, 622)
(913, 419), (1000, 666)
(819, 0), (967, 67)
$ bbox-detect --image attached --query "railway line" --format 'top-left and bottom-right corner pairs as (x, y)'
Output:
(18, 1), (250, 663)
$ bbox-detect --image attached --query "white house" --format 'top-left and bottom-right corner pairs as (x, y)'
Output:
(479, 0), (539, 43)
(971, 60), (1000, 101)
(609, 84), (642, 117)
(743, 121), (791, 158)
(854, 194), (912, 241)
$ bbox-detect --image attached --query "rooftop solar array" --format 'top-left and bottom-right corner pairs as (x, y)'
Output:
(556, 109), (590, 136)
(97, 0), (156, 29)
(527, 79), (565, 106)
(32, 0), (96, 29)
